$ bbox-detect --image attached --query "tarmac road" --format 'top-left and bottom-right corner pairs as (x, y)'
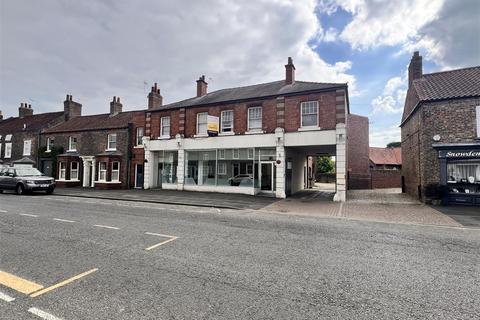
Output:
(0, 194), (479, 319)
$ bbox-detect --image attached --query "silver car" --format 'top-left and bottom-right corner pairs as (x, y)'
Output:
(0, 167), (55, 195)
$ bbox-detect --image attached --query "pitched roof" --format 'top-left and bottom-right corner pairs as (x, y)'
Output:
(0, 112), (63, 133)
(369, 147), (402, 166)
(153, 80), (347, 110)
(44, 111), (138, 133)
(413, 66), (480, 101)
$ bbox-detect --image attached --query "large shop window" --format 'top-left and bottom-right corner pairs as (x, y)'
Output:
(158, 151), (178, 184)
(447, 160), (480, 194)
(185, 150), (216, 186)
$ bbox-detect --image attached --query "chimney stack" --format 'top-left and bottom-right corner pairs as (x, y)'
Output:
(110, 96), (123, 115)
(147, 83), (163, 109)
(64, 94), (82, 121)
(196, 75), (208, 97)
(285, 57), (296, 85)
(18, 103), (34, 118)
(408, 51), (423, 87)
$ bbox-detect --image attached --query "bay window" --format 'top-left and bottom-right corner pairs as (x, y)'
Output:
(112, 162), (120, 182)
(59, 162), (66, 180)
(70, 162), (79, 180)
(99, 162), (107, 181)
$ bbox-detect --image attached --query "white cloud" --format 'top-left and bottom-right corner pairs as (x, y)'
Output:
(371, 96), (403, 114)
(371, 73), (407, 114)
(0, 0), (356, 117)
(369, 125), (401, 147)
(321, 0), (480, 68)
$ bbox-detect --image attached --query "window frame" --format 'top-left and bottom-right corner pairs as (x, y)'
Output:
(46, 137), (54, 152)
(136, 127), (144, 146)
(68, 136), (77, 152)
(4, 143), (12, 158)
(247, 107), (262, 132)
(218, 149), (225, 159)
(218, 162), (227, 175)
(23, 139), (32, 156)
(99, 162), (107, 182)
(221, 110), (234, 133)
(196, 112), (208, 136)
(59, 162), (66, 180)
(107, 133), (117, 151)
(5, 134), (12, 142)
(300, 101), (319, 128)
(111, 161), (120, 182)
(160, 116), (171, 138)
(233, 149), (239, 159)
(70, 161), (79, 180)
(247, 148), (254, 159)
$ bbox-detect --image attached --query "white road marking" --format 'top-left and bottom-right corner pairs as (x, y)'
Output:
(145, 232), (176, 238)
(19, 213), (38, 217)
(0, 291), (15, 302)
(93, 224), (120, 230)
(53, 218), (75, 223)
(28, 307), (63, 320)
(0, 209), (7, 213)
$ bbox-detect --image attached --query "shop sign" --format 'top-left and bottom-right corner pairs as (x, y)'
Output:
(207, 115), (219, 137)
(439, 149), (480, 158)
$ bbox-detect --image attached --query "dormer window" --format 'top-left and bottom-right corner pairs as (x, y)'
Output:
(301, 101), (319, 127)
(107, 134), (117, 150)
(68, 136), (77, 151)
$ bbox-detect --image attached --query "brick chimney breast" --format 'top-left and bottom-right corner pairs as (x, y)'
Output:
(110, 96), (123, 115)
(196, 75), (208, 97)
(285, 57), (296, 85)
(408, 51), (423, 88)
(147, 82), (163, 109)
(19, 102), (34, 118)
(64, 94), (82, 121)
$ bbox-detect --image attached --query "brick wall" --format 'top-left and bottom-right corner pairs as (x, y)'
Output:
(130, 112), (146, 188)
(346, 114), (370, 189)
(402, 97), (480, 201)
(371, 170), (402, 189)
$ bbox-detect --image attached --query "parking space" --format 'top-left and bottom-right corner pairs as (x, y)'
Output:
(430, 205), (480, 228)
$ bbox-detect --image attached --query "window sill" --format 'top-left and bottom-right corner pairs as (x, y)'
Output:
(245, 130), (264, 135)
(45, 150), (51, 153)
(133, 145), (144, 149)
(298, 126), (321, 132)
(56, 179), (80, 182)
(219, 132), (235, 136)
(159, 136), (171, 140)
(105, 149), (117, 152)
(194, 134), (208, 138)
(94, 181), (122, 184)
(67, 150), (77, 153)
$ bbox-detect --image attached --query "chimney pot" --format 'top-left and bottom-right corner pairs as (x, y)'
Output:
(19, 102), (33, 117)
(196, 75), (208, 97)
(110, 95), (123, 115)
(285, 57), (296, 85)
(64, 94), (82, 121)
(148, 82), (163, 109)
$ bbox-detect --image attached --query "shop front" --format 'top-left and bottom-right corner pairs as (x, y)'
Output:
(435, 143), (480, 205)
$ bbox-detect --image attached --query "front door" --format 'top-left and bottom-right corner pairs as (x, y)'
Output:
(41, 160), (53, 177)
(135, 164), (144, 189)
(260, 163), (274, 191)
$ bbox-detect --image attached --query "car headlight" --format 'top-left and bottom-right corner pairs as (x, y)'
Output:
(26, 180), (35, 184)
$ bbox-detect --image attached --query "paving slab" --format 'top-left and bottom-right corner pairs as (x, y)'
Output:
(51, 187), (277, 210)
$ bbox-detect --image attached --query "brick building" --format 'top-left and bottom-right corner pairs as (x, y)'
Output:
(369, 147), (402, 189)
(401, 52), (480, 205)
(40, 95), (143, 189)
(347, 114), (370, 189)
(137, 58), (367, 201)
(0, 104), (64, 168)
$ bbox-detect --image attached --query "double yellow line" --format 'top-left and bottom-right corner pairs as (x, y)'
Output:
(0, 268), (98, 298)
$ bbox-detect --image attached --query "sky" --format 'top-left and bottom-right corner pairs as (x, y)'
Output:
(1, 0), (479, 147)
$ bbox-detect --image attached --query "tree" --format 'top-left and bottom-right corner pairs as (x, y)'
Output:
(387, 141), (401, 148)
(316, 156), (335, 173)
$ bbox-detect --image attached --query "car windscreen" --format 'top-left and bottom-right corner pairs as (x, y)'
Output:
(15, 168), (44, 176)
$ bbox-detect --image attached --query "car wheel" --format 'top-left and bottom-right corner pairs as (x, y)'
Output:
(0, 189), (3, 193)
(15, 184), (25, 195)
(46, 188), (54, 195)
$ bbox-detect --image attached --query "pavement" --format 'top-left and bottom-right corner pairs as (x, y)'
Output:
(1, 194), (479, 319)
(52, 187), (277, 210)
